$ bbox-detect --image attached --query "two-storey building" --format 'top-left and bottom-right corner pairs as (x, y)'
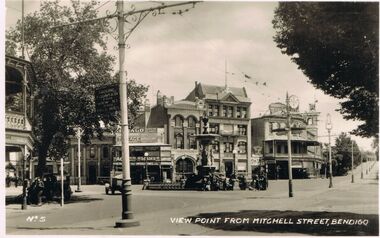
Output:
(251, 101), (322, 179)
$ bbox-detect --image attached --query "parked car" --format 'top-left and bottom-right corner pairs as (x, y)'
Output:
(28, 173), (72, 204)
(105, 174), (123, 195)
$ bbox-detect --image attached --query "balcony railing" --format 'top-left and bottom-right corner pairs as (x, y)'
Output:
(6, 113), (31, 130)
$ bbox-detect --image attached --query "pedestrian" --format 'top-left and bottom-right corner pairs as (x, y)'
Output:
(35, 177), (44, 206)
(6, 175), (11, 187)
(14, 176), (18, 187)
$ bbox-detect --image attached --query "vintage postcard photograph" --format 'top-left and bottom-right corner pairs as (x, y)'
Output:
(3, 0), (379, 236)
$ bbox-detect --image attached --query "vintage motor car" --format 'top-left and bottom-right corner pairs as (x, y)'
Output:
(105, 173), (123, 195)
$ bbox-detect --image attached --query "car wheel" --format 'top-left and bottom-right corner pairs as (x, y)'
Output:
(105, 188), (109, 195)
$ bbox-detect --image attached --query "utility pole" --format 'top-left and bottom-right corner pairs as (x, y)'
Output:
(75, 127), (83, 193)
(351, 140), (354, 183)
(326, 113), (333, 188)
(286, 92), (293, 197)
(361, 150), (364, 179)
(52, 0), (199, 228)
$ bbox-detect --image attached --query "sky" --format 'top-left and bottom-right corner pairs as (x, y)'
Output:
(4, 0), (376, 151)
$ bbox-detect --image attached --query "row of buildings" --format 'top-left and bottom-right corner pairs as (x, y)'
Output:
(5, 55), (323, 184)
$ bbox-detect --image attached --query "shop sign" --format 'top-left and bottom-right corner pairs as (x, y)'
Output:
(115, 131), (161, 145)
(131, 156), (160, 162)
(95, 84), (120, 115)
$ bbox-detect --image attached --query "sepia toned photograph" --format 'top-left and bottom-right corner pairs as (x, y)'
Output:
(3, 0), (379, 236)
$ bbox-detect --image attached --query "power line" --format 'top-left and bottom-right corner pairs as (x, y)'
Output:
(95, 0), (111, 11)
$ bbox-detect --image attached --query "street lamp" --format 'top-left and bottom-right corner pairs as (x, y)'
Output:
(232, 149), (238, 176)
(144, 152), (149, 180)
(361, 148), (364, 179)
(326, 113), (333, 188)
(75, 127), (83, 192)
(22, 152), (30, 210)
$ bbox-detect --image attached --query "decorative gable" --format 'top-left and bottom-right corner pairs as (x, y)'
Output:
(221, 93), (240, 103)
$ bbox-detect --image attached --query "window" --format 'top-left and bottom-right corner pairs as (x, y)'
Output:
(209, 123), (219, 134)
(284, 145), (288, 154)
(174, 115), (183, 127)
(188, 134), (196, 149)
(208, 104), (213, 116)
(238, 125), (247, 135)
(307, 118), (313, 125)
(213, 105), (219, 117)
(238, 141), (247, 154)
(269, 145), (273, 154)
(236, 107), (241, 118)
(276, 145), (281, 154)
(175, 134), (184, 149)
(222, 105), (227, 117)
(188, 116), (196, 128)
(176, 158), (194, 174)
(211, 141), (219, 153)
(90, 147), (96, 158)
(227, 106), (233, 118)
(224, 142), (234, 153)
(103, 146), (109, 158)
(241, 107), (247, 118)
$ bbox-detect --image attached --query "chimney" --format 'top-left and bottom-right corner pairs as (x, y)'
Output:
(144, 99), (151, 112)
(170, 96), (174, 104)
(157, 90), (163, 106)
(144, 99), (151, 127)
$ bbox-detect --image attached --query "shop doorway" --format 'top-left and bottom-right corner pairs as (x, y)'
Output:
(88, 164), (97, 184)
(176, 157), (194, 178)
(224, 161), (233, 178)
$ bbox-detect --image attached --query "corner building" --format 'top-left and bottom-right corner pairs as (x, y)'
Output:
(251, 102), (322, 179)
(183, 82), (252, 178)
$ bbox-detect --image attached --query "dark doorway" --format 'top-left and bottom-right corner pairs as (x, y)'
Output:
(88, 164), (97, 184)
(176, 157), (194, 178)
(225, 161), (233, 178)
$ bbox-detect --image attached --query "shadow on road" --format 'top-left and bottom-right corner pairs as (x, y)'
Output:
(188, 210), (379, 236)
(6, 194), (103, 206)
(64, 195), (103, 204)
(6, 195), (22, 205)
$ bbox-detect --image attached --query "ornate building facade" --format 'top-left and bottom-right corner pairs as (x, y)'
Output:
(5, 55), (36, 179)
(251, 101), (322, 179)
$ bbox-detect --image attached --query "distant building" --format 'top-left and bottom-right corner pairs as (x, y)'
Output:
(66, 81), (253, 184)
(137, 90), (205, 181)
(251, 101), (322, 179)
(5, 55), (36, 180)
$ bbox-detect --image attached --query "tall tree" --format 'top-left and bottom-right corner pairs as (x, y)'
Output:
(273, 2), (379, 138)
(334, 133), (361, 176)
(6, 0), (148, 176)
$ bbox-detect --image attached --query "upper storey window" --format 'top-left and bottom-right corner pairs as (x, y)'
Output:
(174, 115), (183, 127)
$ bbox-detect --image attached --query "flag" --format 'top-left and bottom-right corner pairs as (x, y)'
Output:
(244, 74), (251, 79)
(263, 82), (267, 86)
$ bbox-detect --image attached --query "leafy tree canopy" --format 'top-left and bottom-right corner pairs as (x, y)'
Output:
(273, 2), (378, 138)
(6, 0), (148, 176)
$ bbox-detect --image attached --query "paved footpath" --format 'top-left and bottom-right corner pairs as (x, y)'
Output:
(5, 161), (378, 236)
